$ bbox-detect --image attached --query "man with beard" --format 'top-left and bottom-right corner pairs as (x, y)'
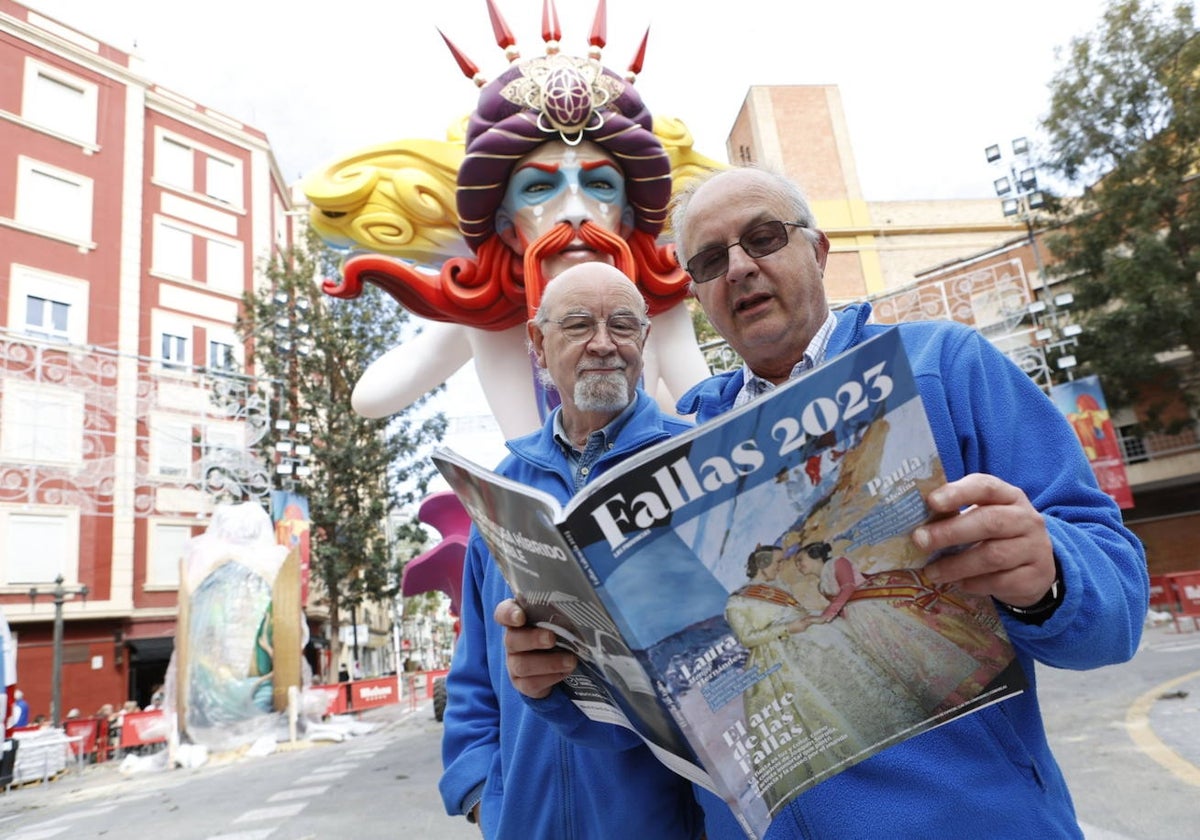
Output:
(439, 262), (703, 840)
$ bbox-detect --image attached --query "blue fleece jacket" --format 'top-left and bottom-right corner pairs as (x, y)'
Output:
(439, 390), (705, 840)
(675, 304), (1148, 839)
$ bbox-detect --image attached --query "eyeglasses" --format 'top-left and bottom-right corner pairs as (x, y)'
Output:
(684, 220), (808, 283)
(546, 313), (648, 344)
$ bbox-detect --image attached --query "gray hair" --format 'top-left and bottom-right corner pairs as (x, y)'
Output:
(670, 166), (821, 267)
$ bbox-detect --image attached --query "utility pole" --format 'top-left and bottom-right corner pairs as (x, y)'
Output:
(28, 575), (88, 727)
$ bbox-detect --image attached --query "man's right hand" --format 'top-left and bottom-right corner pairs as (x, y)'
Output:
(494, 599), (578, 699)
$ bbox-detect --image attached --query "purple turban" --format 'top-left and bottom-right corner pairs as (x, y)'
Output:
(456, 55), (672, 253)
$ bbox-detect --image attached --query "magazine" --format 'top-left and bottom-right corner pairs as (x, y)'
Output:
(432, 328), (1026, 840)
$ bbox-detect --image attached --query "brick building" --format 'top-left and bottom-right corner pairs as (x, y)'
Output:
(0, 0), (295, 719)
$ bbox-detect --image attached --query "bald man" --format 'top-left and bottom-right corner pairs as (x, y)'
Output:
(439, 263), (703, 840)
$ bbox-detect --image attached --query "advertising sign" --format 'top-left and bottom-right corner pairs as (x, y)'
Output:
(1050, 376), (1134, 509)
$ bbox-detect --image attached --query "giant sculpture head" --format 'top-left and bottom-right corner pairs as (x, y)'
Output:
(313, 0), (718, 331)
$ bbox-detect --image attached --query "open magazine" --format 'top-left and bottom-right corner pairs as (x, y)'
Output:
(433, 328), (1026, 840)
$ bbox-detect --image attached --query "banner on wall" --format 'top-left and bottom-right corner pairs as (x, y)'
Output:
(1049, 375), (1134, 510)
(271, 491), (312, 603)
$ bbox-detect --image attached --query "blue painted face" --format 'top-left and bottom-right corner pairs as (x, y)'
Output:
(497, 140), (635, 278)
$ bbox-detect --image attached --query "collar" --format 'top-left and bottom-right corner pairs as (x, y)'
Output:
(552, 395), (639, 455)
(734, 309), (837, 408)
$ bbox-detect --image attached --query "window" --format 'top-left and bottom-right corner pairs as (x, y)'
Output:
(22, 59), (98, 144)
(206, 237), (244, 294)
(1, 508), (79, 586)
(205, 156), (241, 205)
(161, 333), (189, 369)
(15, 157), (93, 242)
(0, 382), (84, 466)
(208, 340), (235, 372)
(155, 132), (242, 207)
(157, 136), (194, 192)
(149, 414), (194, 477)
(7, 266), (89, 346)
(24, 296), (71, 342)
(148, 521), (191, 587)
(153, 220), (194, 279)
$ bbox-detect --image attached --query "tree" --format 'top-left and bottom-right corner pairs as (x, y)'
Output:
(1040, 0), (1200, 427)
(237, 228), (447, 664)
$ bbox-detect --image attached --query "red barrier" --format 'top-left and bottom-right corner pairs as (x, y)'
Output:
(117, 710), (167, 754)
(63, 718), (102, 761)
(351, 677), (400, 711)
(1149, 574), (1177, 611)
(310, 683), (347, 716)
(406, 669), (449, 700)
(1165, 571), (1200, 632)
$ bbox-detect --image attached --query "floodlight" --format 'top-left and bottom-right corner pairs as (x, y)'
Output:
(985, 144), (1002, 163)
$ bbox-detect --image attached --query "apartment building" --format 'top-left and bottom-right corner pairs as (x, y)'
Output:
(0, 0), (294, 718)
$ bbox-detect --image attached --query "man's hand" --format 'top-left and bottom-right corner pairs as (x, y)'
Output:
(494, 599), (578, 699)
(913, 474), (1057, 608)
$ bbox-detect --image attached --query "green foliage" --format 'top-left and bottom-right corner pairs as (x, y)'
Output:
(1040, 0), (1199, 423)
(236, 229), (447, 621)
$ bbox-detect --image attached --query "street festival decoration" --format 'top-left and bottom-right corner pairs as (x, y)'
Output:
(170, 503), (306, 752)
(302, 0), (723, 610)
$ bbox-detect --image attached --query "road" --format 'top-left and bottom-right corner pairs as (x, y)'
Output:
(1038, 621), (1200, 840)
(1, 622), (1196, 839)
(0, 707), (476, 839)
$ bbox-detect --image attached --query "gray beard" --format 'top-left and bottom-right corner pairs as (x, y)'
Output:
(574, 370), (632, 412)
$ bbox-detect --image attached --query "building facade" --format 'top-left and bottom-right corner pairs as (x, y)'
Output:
(0, 0), (295, 719)
(727, 84), (1030, 302)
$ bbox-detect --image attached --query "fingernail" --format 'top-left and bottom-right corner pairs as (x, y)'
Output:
(913, 527), (930, 550)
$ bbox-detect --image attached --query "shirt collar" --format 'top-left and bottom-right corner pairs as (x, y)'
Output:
(733, 310), (837, 408)
(552, 393), (639, 455)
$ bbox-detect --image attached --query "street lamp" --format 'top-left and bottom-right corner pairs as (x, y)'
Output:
(28, 575), (88, 727)
(986, 136), (1047, 282)
(985, 138), (1083, 392)
(269, 290), (313, 488)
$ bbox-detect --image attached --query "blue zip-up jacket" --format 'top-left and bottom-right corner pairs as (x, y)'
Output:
(517, 304), (1147, 838)
(439, 390), (705, 840)
(675, 303), (1148, 839)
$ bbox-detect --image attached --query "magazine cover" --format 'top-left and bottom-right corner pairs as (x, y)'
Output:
(434, 329), (1026, 840)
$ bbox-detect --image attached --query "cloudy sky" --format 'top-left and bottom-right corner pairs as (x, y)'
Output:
(25, 0), (1111, 200)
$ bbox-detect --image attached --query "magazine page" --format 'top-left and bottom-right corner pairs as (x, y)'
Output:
(558, 329), (1027, 840)
(432, 448), (713, 788)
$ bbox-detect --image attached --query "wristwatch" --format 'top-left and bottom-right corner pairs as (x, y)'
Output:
(999, 563), (1064, 625)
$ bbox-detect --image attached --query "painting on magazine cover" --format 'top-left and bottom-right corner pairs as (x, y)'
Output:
(565, 331), (1023, 835)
